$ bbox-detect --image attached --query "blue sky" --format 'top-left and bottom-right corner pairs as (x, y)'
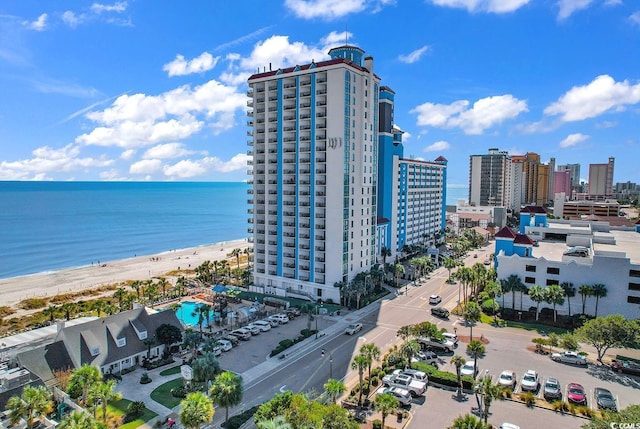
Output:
(1, 0), (639, 186)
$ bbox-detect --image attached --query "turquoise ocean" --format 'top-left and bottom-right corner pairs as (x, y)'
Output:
(0, 182), (468, 279)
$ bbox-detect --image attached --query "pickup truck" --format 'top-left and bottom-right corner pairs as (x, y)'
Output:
(381, 373), (426, 397)
(416, 336), (455, 353)
(550, 351), (587, 366)
(611, 359), (640, 376)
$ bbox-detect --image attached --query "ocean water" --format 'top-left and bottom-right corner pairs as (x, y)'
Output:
(0, 181), (468, 279)
(0, 182), (249, 279)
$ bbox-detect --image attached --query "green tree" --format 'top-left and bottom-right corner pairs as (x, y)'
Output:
(209, 371), (243, 427)
(500, 274), (522, 310)
(69, 364), (101, 405)
(324, 378), (346, 404)
(400, 340), (421, 369)
(374, 393), (398, 429)
(61, 302), (77, 321)
(397, 325), (413, 341)
(560, 281), (576, 317)
(483, 281), (502, 321)
(192, 352), (221, 384)
(591, 283), (607, 317)
(528, 285), (545, 321)
(360, 343), (381, 382)
(544, 284), (565, 322)
(42, 305), (58, 324)
(156, 323), (182, 356)
(582, 404), (640, 429)
(112, 287), (127, 311)
(462, 302), (481, 341)
(231, 248), (242, 270)
(94, 380), (121, 422)
(477, 375), (501, 424)
(58, 410), (103, 429)
(393, 263), (405, 288)
(143, 337), (156, 359)
(157, 277), (170, 298)
(578, 284), (593, 315)
(180, 392), (214, 429)
(6, 386), (53, 429)
(130, 280), (142, 300)
(351, 354), (370, 406)
(448, 413), (488, 429)
(455, 266), (474, 305)
(257, 416), (292, 429)
(450, 355), (466, 397)
(575, 315), (639, 362)
(380, 246), (392, 270)
(466, 340), (485, 379)
(444, 257), (459, 283)
(559, 333), (579, 351)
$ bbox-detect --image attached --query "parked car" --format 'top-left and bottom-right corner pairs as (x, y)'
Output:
(382, 373), (426, 397)
(391, 368), (428, 383)
(375, 386), (412, 406)
(498, 370), (517, 389)
(461, 361), (478, 378)
(520, 370), (540, 391)
(567, 383), (587, 405)
(264, 318), (280, 328)
(215, 339), (233, 352)
(412, 350), (438, 366)
(268, 314), (289, 325)
(231, 328), (252, 340)
(245, 324), (261, 336)
(611, 359), (640, 376)
(345, 323), (363, 335)
(251, 320), (272, 332)
(543, 377), (562, 401)
(500, 424), (520, 429)
(285, 308), (301, 318)
(442, 332), (459, 346)
(417, 336), (455, 353)
(429, 295), (442, 305)
(223, 334), (239, 346)
(430, 307), (450, 319)
(594, 387), (617, 411)
(551, 351), (587, 366)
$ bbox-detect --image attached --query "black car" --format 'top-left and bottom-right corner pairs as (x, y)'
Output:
(431, 307), (450, 318)
(594, 387), (617, 411)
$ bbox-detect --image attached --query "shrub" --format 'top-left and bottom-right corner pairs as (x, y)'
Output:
(140, 372), (152, 384)
(171, 386), (187, 398)
(370, 376), (379, 387)
(279, 339), (294, 348)
(577, 405), (595, 418)
(481, 299), (499, 315)
(552, 400), (569, 413)
(127, 401), (145, 417)
(221, 405), (259, 429)
(411, 362), (474, 390)
(567, 402), (577, 415)
(373, 419), (382, 429)
(20, 298), (48, 310)
(519, 391), (536, 407)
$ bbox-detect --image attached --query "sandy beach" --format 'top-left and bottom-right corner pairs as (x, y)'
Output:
(0, 238), (251, 307)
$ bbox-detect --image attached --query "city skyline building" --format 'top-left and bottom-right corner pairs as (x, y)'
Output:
(588, 157), (615, 199)
(468, 148), (513, 209)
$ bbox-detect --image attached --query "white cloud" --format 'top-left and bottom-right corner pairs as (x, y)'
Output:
(120, 149), (136, 160)
(411, 94), (527, 134)
(163, 160), (206, 178)
(91, 1), (128, 14)
(206, 153), (249, 173)
(23, 13), (48, 31)
(238, 35), (329, 73)
(424, 141), (451, 152)
(143, 143), (193, 159)
(398, 46), (430, 64)
(130, 159), (162, 175)
(61, 11), (84, 27)
(557, 0), (593, 20)
(559, 133), (589, 148)
(544, 75), (640, 122)
(163, 52), (219, 77)
(320, 31), (353, 48)
(284, 0), (367, 19)
(630, 11), (640, 25)
(427, 0), (530, 13)
(0, 144), (112, 180)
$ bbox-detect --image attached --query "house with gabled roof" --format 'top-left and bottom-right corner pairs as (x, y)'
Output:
(18, 307), (183, 381)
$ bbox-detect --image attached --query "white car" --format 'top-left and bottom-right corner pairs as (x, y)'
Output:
(244, 324), (261, 335)
(392, 368), (428, 383)
(520, 370), (540, 391)
(429, 295), (442, 305)
(461, 361), (477, 377)
(215, 339), (233, 352)
(251, 320), (272, 332)
(375, 386), (412, 406)
(498, 370), (516, 389)
(442, 332), (459, 346)
(412, 350), (438, 366)
(267, 314), (288, 325)
(345, 323), (363, 335)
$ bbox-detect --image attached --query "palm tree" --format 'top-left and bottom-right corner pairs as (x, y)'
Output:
(528, 285), (545, 321)
(231, 248), (242, 270)
(393, 263), (405, 288)
(578, 284), (593, 315)
(60, 302), (77, 321)
(42, 305), (57, 324)
(209, 371), (243, 427)
(483, 281), (502, 321)
(94, 380), (121, 422)
(130, 280), (142, 300)
(462, 302), (481, 341)
(6, 385), (53, 429)
(351, 354), (370, 406)
(180, 391), (214, 429)
(374, 393), (399, 429)
(58, 410), (101, 429)
(545, 284), (565, 322)
(560, 281), (576, 317)
(500, 274), (522, 310)
(477, 375), (501, 424)
(157, 277), (170, 298)
(193, 304), (210, 335)
(448, 414), (487, 429)
(396, 325), (413, 341)
(400, 340), (421, 369)
(360, 343), (381, 381)
(257, 416), (291, 429)
(104, 303), (118, 316)
(444, 257), (458, 283)
(243, 247), (252, 269)
(143, 337), (156, 359)
(591, 283), (607, 317)
(380, 246), (392, 270)
(70, 364), (101, 405)
(92, 300), (106, 317)
(466, 340), (485, 379)
(455, 267), (474, 304)
(113, 287), (127, 311)
(450, 355), (466, 397)
(324, 378), (346, 404)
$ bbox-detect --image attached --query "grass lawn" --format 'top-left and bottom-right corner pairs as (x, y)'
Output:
(159, 365), (182, 376)
(503, 319), (569, 335)
(104, 398), (157, 429)
(150, 378), (184, 409)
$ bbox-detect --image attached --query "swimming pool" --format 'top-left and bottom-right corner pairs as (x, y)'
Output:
(174, 301), (219, 328)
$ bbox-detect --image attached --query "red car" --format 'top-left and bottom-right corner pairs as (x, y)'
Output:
(567, 383), (587, 405)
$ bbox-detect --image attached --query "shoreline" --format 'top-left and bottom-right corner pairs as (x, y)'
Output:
(0, 238), (251, 307)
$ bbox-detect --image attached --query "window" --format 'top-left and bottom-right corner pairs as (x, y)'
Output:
(547, 267), (560, 275)
(90, 347), (100, 356)
(627, 296), (640, 304)
(629, 283), (640, 291)
(546, 279), (558, 286)
(525, 265), (536, 272)
(630, 269), (640, 278)
(524, 276), (535, 284)
(117, 338), (126, 347)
